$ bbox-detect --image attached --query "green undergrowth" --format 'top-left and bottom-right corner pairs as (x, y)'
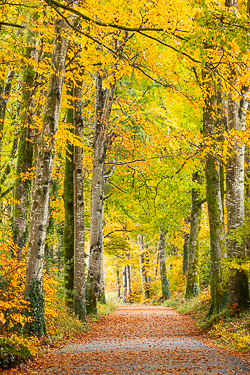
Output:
(162, 289), (250, 352)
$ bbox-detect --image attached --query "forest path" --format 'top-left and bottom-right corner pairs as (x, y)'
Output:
(11, 305), (250, 374)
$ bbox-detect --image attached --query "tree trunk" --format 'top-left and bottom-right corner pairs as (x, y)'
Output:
(122, 264), (127, 302)
(158, 229), (170, 301)
(25, 19), (69, 336)
(86, 72), (115, 314)
(245, 150), (250, 257)
(63, 88), (74, 308)
(13, 44), (38, 259)
(186, 172), (202, 299)
(225, 0), (249, 313)
(125, 253), (131, 300)
(116, 263), (121, 299)
(98, 200), (106, 303)
(203, 78), (228, 315)
(73, 82), (86, 321)
(183, 218), (190, 275)
(0, 70), (14, 152)
(139, 235), (150, 299)
(226, 92), (249, 310)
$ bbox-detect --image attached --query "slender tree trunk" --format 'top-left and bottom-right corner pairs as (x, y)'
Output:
(125, 253), (131, 299)
(226, 91), (249, 310)
(203, 77), (228, 315)
(139, 235), (150, 299)
(122, 264), (127, 302)
(13, 43), (38, 259)
(183, 218), (190, 275)
(63, 88), (74, 308)
(25, 19), (69, 336)
(73, 82), (85, 321)
(0, 70), (15, 226)
(116, 263), (121, 299)
(86, 72), (115, 314)
(186, 172), (202, 299)
(158, 229), (170, 301)
(98, 200), (106, 303)
(245, 150), (250, 257)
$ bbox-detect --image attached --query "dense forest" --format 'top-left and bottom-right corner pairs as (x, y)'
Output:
(0, 0), (250, 368)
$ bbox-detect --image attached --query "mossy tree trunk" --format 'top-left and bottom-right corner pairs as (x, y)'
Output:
(86, 71), (115, 314)
(13, 44), (38, 259)
(186, 172), (202, 299)
(203, 72), (228, 315)
(25, 19), (69, 336)
(183, 218), (190, 275)
(63, 87), (74, 308)
(73, 81), (86, 321)
(158, 229), (170, 300)
(0, 70), (14, 152)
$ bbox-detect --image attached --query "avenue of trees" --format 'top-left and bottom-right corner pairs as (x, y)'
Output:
(0, 0), (250, 338)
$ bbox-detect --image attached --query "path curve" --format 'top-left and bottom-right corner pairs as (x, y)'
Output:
(11, 305), (250, 374)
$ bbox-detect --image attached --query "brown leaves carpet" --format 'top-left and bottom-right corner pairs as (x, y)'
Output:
(5, 306), (250, 374)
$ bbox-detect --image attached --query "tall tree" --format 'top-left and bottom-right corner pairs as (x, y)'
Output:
(63, 87), (74, 308)
(158, 229), (170, 301)
(73, 80), (85, 321)
(225, 0), (249, 311)
(138, 234), (150, 299)
(13, 39), (39, 259)
(203, 71), (228, 315)
(86, 71), (115, 314)
(25, 18), (69, 335)
(186, 173), (202, 299)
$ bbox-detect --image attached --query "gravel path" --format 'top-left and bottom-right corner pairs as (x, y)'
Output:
(10, 305), (250, 374)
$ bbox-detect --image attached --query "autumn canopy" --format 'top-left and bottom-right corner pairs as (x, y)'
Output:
(0, 0), (250, 367)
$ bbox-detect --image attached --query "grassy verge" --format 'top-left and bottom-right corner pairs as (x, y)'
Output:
(162, 289), (250, 352)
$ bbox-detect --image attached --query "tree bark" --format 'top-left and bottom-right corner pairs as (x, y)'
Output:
(98, 200), (106, 303)
(63, 87), (74, 308)
(139, 235), (150, 299)
(186, 172), (202, 299)
(25, 19), (69, 335)
(158, 229), (170, 301)
(122, 264), (127, 302)
(226, 91), (249, 310)
(116, 263), (121, 299)
(73, 82), (86, 321)
(203, 76), (228, 315)
(13, 42), (38, 259)
(0, 70), (15, 152)
(86, 71), (115, 314)
(125, 252), (131, 300)
(245, 150), (250, 257)
(183, 218), (190, 275)
(225, 0), (249, 313)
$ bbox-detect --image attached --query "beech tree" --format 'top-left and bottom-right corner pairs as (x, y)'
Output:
(25, 18), (69, 334)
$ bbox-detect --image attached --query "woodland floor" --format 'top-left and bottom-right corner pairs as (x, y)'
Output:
(5, 305), (250, 374)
